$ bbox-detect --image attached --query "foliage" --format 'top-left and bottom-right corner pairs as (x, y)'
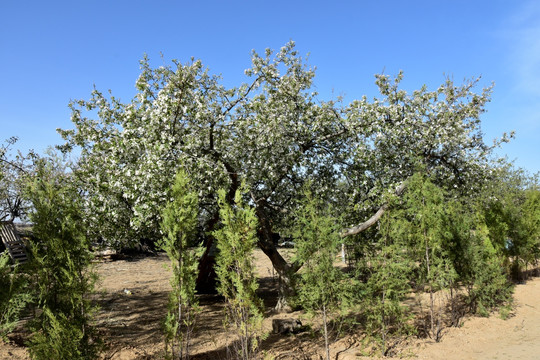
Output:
(159, 169), (203, 360)
(213, 186), (265, 360)
(463, 216), (513, 316)
(409, 171), (515, 317)
(0, 137), (35, 222)
(359, 171), (512, 347)
(25, 155), (100, 360)
(0, 252), (32, 341)
(29, 307), (93, 360)
(57, 42), (503, 293)
(361, 213), (415, 355)
(395, 173), (457, 340)
(7, 41), (530, 354)
(478, 164), (540, 278)
(291, 185), (354, 360)
(519, 188), (540, 268)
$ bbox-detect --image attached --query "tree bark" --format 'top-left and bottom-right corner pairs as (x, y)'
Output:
(254, 205), (299, 312)
(195, 210), (220, 294)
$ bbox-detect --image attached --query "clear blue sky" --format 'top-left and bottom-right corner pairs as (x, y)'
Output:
(1, 0), (539, 173)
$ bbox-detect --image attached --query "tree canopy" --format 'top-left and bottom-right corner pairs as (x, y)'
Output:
(57, 41), (509, 278)
(0, 137), (35, 223)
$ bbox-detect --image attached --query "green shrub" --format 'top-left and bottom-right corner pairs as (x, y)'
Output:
(29, 308), (95, 360)
(159, 170), (203, 360)
(26, 157), (100, 359)
(361, 229), (415, 355)
(466, 226), (513, 316)
(213, 186), (266, 360)
(0, 252), (32, 341)
(292, 186), (355, 360)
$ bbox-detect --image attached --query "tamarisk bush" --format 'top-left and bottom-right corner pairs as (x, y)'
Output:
(26, 156), (100, 360)
(292, 186), (355, 360)
(398, 174), (458, 340)
(213, 186), (265, 360)
(362, 222), (415, 355)
(0, 252), (32, 341)
(159, 170), (203, 360)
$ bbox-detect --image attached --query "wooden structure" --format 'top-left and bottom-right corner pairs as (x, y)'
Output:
(0, 222), (28, 264)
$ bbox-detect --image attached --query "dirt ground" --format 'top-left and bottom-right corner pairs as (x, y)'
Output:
(2, 250), (540, 359)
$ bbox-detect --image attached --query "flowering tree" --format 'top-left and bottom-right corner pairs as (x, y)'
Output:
(340, 72), (511, 236)
(58, 42), (505, 300)
(0, 137), (36, 223)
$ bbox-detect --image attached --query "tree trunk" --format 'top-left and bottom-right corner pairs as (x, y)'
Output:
(196, 210), (220, 294)
(323, 304), (330, 360)
(258, 235), (297, 312)
(195, 238), (218, 294)
(255, 206), (300, 312)
(425, 230), (436, 340)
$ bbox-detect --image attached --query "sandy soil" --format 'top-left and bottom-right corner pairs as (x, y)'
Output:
(2, 250), (540, 359)
(412, 277), (540, 360)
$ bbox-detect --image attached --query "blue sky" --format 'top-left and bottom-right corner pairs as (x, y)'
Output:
(1, 0), (539, 173)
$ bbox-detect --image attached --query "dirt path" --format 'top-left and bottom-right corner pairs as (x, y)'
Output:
(411, 277), (540, 360)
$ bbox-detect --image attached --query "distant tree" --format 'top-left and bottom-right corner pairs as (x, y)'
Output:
(159, 170), (203, 360)
(519, 188), (540, 270)
(479, 164), (540, 278)
(0, 137), (35, 222)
